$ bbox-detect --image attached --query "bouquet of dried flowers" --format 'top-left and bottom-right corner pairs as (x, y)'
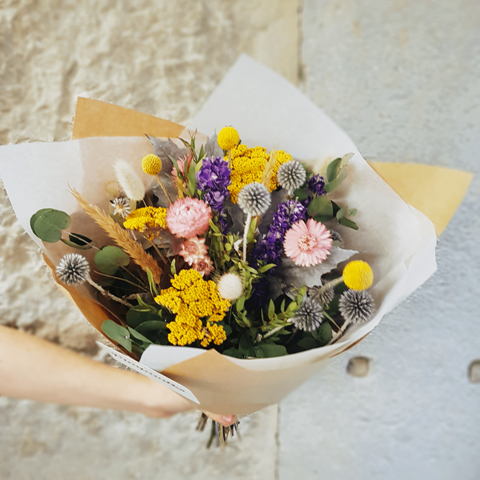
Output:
(30, 126), (375, 366)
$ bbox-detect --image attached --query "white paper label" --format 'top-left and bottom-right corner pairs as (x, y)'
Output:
(97, 342), (199, 404)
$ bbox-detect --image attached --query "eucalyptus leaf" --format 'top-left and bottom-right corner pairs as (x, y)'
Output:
(325, 169), (347, 193)
(316, 321), (333, 345)
(349, 208), (357, 217)
(94, 246), (130, 275)
(339, 216), (358, 230)
(30, 208), (53, 233)
(257, 344), (287, 357)
(326, 157), (342, 182)
(307, 196), (333, 218)
(128, 327), (153, 345)
(146, 268), (159, 296)
(296, 337), (318, 350)
(223, 348), (244, 359)
(101, 320), (132, 352)
(126, 308), (161, 328)
(336, 206), (347, 220)
(33, 209), (71, 243)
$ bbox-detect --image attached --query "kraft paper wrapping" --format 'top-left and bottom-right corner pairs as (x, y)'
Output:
(0, 56), (472, 414)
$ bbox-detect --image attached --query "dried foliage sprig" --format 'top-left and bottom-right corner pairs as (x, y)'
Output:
(69, 187), (162, 283)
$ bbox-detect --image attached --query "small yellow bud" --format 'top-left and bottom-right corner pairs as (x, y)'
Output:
(141, 154), (162, 176)
(343, 261), (374, 291)
(217, 126), (240, 151)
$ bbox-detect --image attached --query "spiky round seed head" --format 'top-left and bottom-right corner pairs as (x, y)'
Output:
(56, 254), (90, 286)
(110, 197), (131, 218)
(329, 229), (343, 245)
(237, 182), (271, 216)
(217, 126), (240, 151)
(291, 296), (324, 332)
(277, 160), (306, 195)
(343, 260), (373, 291)
(141, 154), (162, 176)
(217, 273), (244, 300)
(114, 159), (146, 202)
(339, 289), (375, 324)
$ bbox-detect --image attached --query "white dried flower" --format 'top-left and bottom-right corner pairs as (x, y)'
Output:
(339, 289), (375, 324)
(217, 273), (243, 300)
(291, 295), (323, 332)
(56, 254), (90, 286)
(277, 161), (306, 196)
(114, 159), (145, 201)
(110, 197), (131, 218)
(237, 182), (271, 216)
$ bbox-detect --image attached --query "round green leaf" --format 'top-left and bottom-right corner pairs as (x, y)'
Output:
(101, 320), (132, 352)
(94, 246), (130, 275)
(30, 208), (53, 234)
(33, 209), (71, 243)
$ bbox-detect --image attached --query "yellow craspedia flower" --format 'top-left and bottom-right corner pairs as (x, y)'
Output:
(218, 126), (240, 150)
(343, 261), (374, 291)
(141, 154), (162, 176)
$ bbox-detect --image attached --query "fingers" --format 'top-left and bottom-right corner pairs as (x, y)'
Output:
(203, 411), (236, 426)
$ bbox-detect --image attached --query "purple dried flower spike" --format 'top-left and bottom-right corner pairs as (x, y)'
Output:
(307, 174), (326, 196)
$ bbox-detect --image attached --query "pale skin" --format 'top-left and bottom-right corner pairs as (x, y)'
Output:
(0, 325), (235, 426)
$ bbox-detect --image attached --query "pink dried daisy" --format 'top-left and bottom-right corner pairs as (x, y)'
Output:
(284, 219), (332, 267)
(178, 237), (208, 265)
(192, 256), (214, 277)
(166, 197), (212, 238)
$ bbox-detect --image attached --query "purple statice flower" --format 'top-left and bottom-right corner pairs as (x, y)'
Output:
(197, 156), (231, 212)
(252, 200), (307, 270)
(307, 174), (326, 196)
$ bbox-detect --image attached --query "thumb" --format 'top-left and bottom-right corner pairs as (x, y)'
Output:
(203, 411), (236, 427)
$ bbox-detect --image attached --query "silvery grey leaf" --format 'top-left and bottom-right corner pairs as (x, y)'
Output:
(205, 133), (224, 158)
(272, 246), (358, 290)
(224, 199), (244, 235)
(146, 135), (187, 172)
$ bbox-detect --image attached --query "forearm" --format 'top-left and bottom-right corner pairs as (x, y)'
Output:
(0, 325), (190, 416)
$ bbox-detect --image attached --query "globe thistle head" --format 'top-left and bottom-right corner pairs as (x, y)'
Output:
(291, 295), (324, 332)
(114, 159), (145, 201)
(110, 197), (131, 218)
(277, 160), (306, 196)
(56, 254), (90, 286)
(238, 182), (271, 216)
(339, 289), (375, 324)
(329, 229), (343, 245)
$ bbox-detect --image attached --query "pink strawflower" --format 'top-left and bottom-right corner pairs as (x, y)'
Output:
(179, 237), (208, 265)
(284, 219), (332, 267)
(166, 197), (212, 238)
(171, 154), (193, 180)
(193, 256), (214, 277)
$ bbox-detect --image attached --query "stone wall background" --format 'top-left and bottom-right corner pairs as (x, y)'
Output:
(1, 0), (479, 479)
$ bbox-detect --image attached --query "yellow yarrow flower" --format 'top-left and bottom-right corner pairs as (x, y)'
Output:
(227, 146), (292, 203)
(123, 206), (167, 240)
(141, 154), (162, 176)
(217, 126), (240, 151)
(343, 261), (374, 291)
(155, 269), (230, 347)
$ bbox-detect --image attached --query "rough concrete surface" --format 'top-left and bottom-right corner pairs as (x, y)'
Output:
(278, 1), (480, 479)
(1, 0), (480, 479)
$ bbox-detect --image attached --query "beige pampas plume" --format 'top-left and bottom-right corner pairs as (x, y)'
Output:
(114, 159), (145, 201)
(69, 187), (161, 283)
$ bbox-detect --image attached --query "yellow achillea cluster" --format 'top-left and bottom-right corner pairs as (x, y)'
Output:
(227, 145), (292, 203)
(155, 269), (231, 347)
(123, 206), (167, 240)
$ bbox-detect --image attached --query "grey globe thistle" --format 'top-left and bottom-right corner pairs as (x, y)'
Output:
(111, 197), (131, 218)
(309, 279), (335, 306)
(56, 254), (90, 286)
(238, 182), (271, 216)
(291, 295), (324, 332)
(339, 289), (375, 324)
(277, 161), (306, 195)
(329, 229), (343, 245)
